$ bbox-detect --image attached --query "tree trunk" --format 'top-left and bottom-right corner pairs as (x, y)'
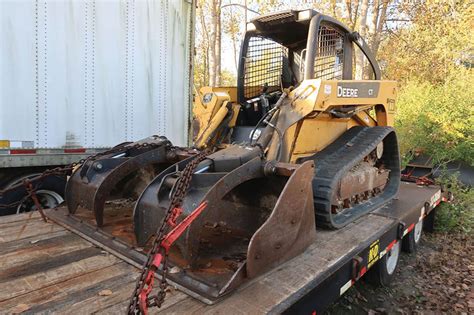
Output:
(231, 31), (238, 73)
(330, 0), (337, 17)
(199, 2), (210, 86)
(369, 0), (380, 50)
(354, 0), (360, 28)
(208, 0), (218, 86)
(372, 0), (389, 56)
(355, 0), (369, 79)
(216, 2), (222, 86)
(345, 0), (353, 28)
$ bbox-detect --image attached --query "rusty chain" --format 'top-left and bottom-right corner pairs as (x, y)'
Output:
(127, 148), (212, 314)
(0, 139), (173, 210)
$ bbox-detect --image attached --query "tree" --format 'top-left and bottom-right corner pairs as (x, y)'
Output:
(355, 0), (369, 79)
(208, 0), (222, 87)
(378, 0), (472, 83)
(195, 0), (428, 87)
(222, 5), (243, 73)
(368, 0), (389, 56)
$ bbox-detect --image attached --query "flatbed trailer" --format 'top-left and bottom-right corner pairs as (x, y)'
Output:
(0, 182), (443, 314)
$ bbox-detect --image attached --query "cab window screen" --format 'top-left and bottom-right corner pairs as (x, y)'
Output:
(244, 36), (287, 99)
(314, 25), (344, 80)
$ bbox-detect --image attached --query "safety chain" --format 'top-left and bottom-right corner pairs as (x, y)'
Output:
(0, 140), (171, 210)
(127, 148), (211, 315)
(24, 180), (48, 222)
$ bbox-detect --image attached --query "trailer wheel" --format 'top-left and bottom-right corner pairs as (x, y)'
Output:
(367, 241), (401, 287)
(4, 173), (65, 214)
(402, 219), (423, 253)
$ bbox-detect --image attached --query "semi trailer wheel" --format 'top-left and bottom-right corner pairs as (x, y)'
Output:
(402, 219), (423, 253)
(367, 241), (401, 287)
(0, 172), (66, 215)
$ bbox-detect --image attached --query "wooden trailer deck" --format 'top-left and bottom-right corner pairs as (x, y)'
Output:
(0, 182), (440, 314)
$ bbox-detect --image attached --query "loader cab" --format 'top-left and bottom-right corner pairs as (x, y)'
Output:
(235, 9), (381, 127)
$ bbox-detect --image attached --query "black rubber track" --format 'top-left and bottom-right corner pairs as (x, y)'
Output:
(299, 126), (400, 229)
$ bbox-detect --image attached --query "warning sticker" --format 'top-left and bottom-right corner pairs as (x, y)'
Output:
(368, 240), (380, 268)
(324, 84), (332, 95)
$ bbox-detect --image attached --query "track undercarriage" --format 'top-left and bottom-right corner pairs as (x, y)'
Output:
(302, 126), (400, 229)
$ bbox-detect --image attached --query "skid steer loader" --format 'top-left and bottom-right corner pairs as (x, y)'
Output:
(62, 9), (400, 304)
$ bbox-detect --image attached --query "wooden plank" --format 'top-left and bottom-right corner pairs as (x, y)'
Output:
(0, 211), (41, 225)
(0, 229), (69, 256)
(97, 287), (190, 314)
(1, 259), (189, 314)
(0, 217), (62, 243)
(65, 279), (188, 314)
(157, 295), (205, 315)
(0, 247), (120, 301)
(0, 232), (90, 270)
(0, 263), (131, 312)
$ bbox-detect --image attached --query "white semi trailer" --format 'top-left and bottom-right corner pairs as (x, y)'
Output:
(0, 0), (195, 213)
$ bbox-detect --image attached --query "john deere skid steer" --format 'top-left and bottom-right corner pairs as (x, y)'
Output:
(59, 9), (400, 309)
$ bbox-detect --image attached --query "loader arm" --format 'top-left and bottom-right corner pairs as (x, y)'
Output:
(192, 86), (240, 149)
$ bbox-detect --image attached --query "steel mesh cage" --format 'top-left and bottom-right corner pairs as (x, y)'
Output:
(243, 36), (288, 99)
(314, 25), (344, 80)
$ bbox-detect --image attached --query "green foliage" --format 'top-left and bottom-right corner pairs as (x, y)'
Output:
(379, 0), (473, 84)
(434, 176), (474, 234)
(395, 69), (474, 166)
(383, 1), (473, 233)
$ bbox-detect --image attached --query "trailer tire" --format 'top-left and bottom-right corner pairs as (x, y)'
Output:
(367, 241), (401, 287)
(402, 219), (423, 253)
(1, 171), (66, 215)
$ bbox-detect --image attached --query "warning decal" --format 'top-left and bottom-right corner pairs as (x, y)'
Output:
(368, 240), (380, 268)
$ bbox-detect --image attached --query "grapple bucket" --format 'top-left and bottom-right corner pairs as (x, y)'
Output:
(134, 151), (316, 300)
(65, 136), (177, 226)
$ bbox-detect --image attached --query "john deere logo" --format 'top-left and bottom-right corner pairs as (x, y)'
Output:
(337, 83), (380, 98)
(337, 86), (359, 98)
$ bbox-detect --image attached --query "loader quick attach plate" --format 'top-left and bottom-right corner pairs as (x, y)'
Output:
(46, 160), (316, 304)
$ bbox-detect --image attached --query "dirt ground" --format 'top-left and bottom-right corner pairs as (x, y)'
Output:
(326, 232), (473, 314)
